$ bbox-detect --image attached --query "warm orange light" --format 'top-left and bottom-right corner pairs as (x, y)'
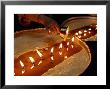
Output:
(72, 37), (74, 42)
(78, 35), (81, 38)
(84, 33), (86, 36)
(84, 30), (87, 33)
(20, 60), (24, 68)
(67, 48), (69, 51)
(64, 56), (68, 59)
(78, 31), (82, 34)
(38, 60), (42, 65)
(22, 70), (25, 74)
(51, 56), (54, 60)
(75, 32), (78, 35)
(67, 42), (70, 46)
(48, 30), (51, 34)
(29, 57), (35, 63)
(88, 28), (91, 31)
(59, 43), (63, 49)
(88, 31), (91, 34)
(59, 51), (62, 55)
(50, 47), (54, 53)
(36, 49), (43, 57)
(66, 27), (69, 35)
(71, 45), (74, 48)
(64, 26), (69, 41)
(31, 65), (34, 69)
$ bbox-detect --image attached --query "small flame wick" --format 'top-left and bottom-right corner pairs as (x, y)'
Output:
(50, 47), (54, 54)
(59, 43), (63, 49)
(29, 57), (35, 64)
(71, 45), (74, 48)
(67, 48), (69, 51)
(38, 60), (42, 65)
(51, 56), (54, 61)
(20, 60), (24, 68)
(67, 42), (69, 46)
(22, 70), (25, 74)
(64, 26), (69, 41)
(72, 37), (74, 42)
(64, 56), (68, 59)
(36, 49), (43, 58)
(31, 65), (34, 69)
(59, 51), (62, 55)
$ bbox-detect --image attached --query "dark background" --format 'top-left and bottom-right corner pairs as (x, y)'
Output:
(14, 14), (97, 76)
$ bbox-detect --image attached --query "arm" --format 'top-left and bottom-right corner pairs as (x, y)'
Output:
(17, 14), (60, 34)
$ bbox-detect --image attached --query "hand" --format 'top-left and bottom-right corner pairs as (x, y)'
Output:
(46, 21), (60, 35)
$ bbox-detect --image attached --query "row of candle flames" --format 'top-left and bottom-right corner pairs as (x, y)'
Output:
(74, 26), (97, 39)
(15, 25), (97, 75)
(15, 27), (75, 75)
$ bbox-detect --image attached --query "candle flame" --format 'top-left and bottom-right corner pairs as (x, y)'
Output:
(88, 28), (91, 31)
(75, 32), (78, 35)
(49, 30), (51, 33)
(84, 33), (86, 36)
(71, 45), (74, 48)
(59, 43), (63, 49)
(36, 49), (43, 57)
(78, 31), (82, 34)
(72, 37), (74, 42)
(31, 65), (34, 69)
(78, 35), (81, 38)
(22, 70), (25, 74)
(67, 42), (69, 46)
(38, 60), (42, 65)
(88, 31), (91, 34)
(50, 47), (54, 53)
(20, 60), (24, 68)
(51, 56), (54, 60)
(67, 48), (69, 51)
(84, 30), (87, 33)
(66, 27), (69, 35)
(59, 51), (62, 55)
(64, 56), (68, 59)
(29, 57), (35, 63)
(64, 26), (69, 41)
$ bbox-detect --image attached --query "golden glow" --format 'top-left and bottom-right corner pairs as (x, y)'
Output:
(20, 60), (24, 68)
(38, 60), (42, 65)
(71, 45), (74, 48)
(67, 42), (70, 46)
(64, 26), (69, 41)
(78, 35), (81, 38)
(31, 65), (34, 69)
(84, 30), (87, 33)
(29, 57), (35, 63)
(59, 43), (63, 49)
(51, 56), (54, 60)
(48, 30), (51, 33)
(75, 32), (78, 35)
(36, 49), (43, 57)
(66, 27), (69, 35)
(72, 37), (74, 42)
(88, 31), (91, 34)
(64, 56), (68, 59)
(78, 31), (82, 34)
(59, 51), (62, 55)
(67, 48), (69, 51)
(84, 33), (86, 36)
(88, 28), (91, 31)
(50, 47), (54, 53)
(22, 70), (25, 74)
